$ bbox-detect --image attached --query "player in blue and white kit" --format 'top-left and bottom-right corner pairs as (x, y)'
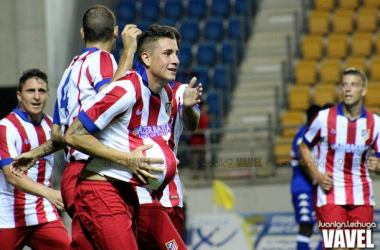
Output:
(290, 104), (321, 250)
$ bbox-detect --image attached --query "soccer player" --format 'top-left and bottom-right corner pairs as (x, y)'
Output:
(135, 70), (201, 249)
(11, 5), (158, 249)
(0, 69), (71, 249)
(290, 104), (321, 250)
(64, 24), (201, 249)
(135, 26), (201, 249)
(300, 68), (380, 249)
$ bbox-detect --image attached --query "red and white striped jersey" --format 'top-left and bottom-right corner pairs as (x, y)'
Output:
(0, 109), (59, 228)
(137, 82), (191, 207)
(304, 103), (380, 207)
(54, 47), (117, 162)
(78, 72), (177, 191)
(159, 82), (188, 208)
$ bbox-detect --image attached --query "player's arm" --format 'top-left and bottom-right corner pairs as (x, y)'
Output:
(64, 118), (163, 184)
(64, 84), (164, 183)
(292, 130), (314, 183)
(0, 123), (64, 211)
(366, 150), (380, 174)
(299, 143), (324, 183)
(299, 114), (333, 191)
(181, 77), (202, 131)
(3, 164), (64, 211)
(12, 101), (64, 176)
(111, 24), (142, 83)
(300, 142), (333, 191)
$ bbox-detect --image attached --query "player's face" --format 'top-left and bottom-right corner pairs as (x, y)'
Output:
(149, 38), (179, 83)
(340, 74), (367, 107)
(17, 77), (49, 122)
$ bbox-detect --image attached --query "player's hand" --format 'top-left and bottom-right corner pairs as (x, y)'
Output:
(121, 24), (142, 54)
(10, 151), (38, 177)
(45, 189), (65, 212)
(366, 150), (379, 172)
(317, 171), (333, 191)
(183, 77), (202, 107)
(118, 144), (164, 184)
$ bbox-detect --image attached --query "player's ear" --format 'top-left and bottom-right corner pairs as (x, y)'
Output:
(114, 26), (118, 39)
(141, 52), (150, 68)
(17, 91), (22, 103)
(80, 28), (85, 40)
(361, 86), (367, 97)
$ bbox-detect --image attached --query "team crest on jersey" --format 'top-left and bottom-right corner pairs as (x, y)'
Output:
(165, 239), (178, 250)
(165, 101), (172, 117)
(362, 129), (370, 140)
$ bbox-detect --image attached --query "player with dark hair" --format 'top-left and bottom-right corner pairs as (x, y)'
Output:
(0, 69), (70, 249)
(63, 24), (201, 249)
(290, 104), (321, 250)
(135, 25), (199, 248)
(11, 5), (145, 249)
(300, 68), (380, 249)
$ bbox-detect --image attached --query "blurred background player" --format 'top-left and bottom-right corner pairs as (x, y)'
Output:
(300, 68), (380, 249)
(290, 104), (321, 250)
(0, 69), (70, 249)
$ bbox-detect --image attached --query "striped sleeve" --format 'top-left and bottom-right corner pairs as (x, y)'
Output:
(87, 51), (117, 93)
(78, 81), (135, 134)
(0, 123), (19, 168)
(303, 113), (321, 147)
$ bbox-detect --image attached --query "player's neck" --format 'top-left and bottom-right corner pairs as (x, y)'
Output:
(343, 102), (362, 120)
(19, 107), (42, 123)
(146, 72), (167, 94)
(85, 41), (113, 53)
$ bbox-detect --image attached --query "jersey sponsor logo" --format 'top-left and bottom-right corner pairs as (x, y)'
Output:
(165, 101), (172, 117)
(131, 124), (172, 138)
(165, 239), (178, 250)
(330, 143), (369, 153)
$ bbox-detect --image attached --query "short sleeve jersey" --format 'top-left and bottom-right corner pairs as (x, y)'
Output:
(78, 72), (177, 191)
(303, 103), (380, 206)
(54, 47), (117, 162)
(0, 109), (59, 228)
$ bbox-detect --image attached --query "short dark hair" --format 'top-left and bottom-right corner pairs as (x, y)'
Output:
(137, 24), (179, 64)
(342, 67), (368, 87)
(18, 69), (48, 92)
(306, 104), (321, 126)
(82, 5), (116, 43)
